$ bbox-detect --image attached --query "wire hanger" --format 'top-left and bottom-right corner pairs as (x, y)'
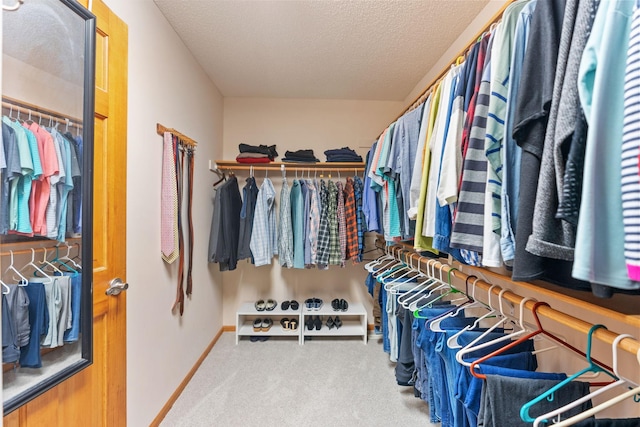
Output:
(533, 333), (638, 427)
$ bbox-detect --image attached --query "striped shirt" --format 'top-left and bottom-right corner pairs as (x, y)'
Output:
(622, 4), (640, 280)
(451, 32), (495, 253)
(278, 178), (294, 268)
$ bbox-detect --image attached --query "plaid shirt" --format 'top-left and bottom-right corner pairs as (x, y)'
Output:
(353, 176), (364, 262)
(316, 180), (330, 268)
(278, 178), (294, 268)
(328, 180), (341, 265)
(344, 177), (358, 262)
(336, 180), (347, 267)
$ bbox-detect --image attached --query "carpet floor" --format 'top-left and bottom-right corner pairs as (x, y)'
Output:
(160, 332), (437, 427)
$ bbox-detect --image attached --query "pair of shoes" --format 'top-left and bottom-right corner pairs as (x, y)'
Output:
(280, 300), (300, 310)
(280, 318), (299, 331)
(305, 315), (322, 331)
(331, 298), (349, 312)
(249, 336), (269, 342)
(326, 316), (342, 329)
(255, 299), (277, 311)
(304, 298), (323, 310)
(253, 318), (273, 332)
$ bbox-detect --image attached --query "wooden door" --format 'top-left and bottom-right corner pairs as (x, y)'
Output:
(4, 1), (128, 425)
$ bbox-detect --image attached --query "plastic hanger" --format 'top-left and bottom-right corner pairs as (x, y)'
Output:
(455, 295), (534, 362)
(58, 242), (81, 271)
(519, 324), (619, 423)
(411, 264), (451, 311)
(448, 284), (502, 350)
(40, 247), (63, 274)
(469, 302), (614, 380)
(0, 277), (10, 295)
(533, 333), (637, 426)
(5, 250), (29, 285)
(364, 254), (393, 273)
(391, 256), (429, 295)
(20, 248), (53, 282)
(428, 275), (481, 332)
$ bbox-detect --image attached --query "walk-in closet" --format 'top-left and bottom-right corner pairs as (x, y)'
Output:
(2, 0), (640, 426)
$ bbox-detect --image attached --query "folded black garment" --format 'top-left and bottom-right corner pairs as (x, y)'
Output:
(282, 158), (320, 163)
(238, 143), (278, 160)
(324, 147), (359, 157)
(326, 154), (363, 162)
(284, 149), (318, 160)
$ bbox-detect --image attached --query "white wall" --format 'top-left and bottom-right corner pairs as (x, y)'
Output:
(221, 98), (402, 325)
(102, 1), (224, 426)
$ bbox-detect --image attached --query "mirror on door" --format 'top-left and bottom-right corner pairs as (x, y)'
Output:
(1, 0), (95, 415)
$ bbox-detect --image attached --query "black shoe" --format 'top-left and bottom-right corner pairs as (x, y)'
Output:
(327, 316), (335, 329)
(314, 315), (322, 330)
(339, 299), (348, 312)
(306, 316), (314, 330)
(290, 300), (299, 310)
(334, 316), (342, 329)
(331, 298), (340, 311)
(281, 300), (290, 310)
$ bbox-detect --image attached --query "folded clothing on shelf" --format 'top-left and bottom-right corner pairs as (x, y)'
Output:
(238, 143), (278, 160)
(282, 149), (320, 163)
(324, 147), (363, 162)
(236, 152), (272, 163)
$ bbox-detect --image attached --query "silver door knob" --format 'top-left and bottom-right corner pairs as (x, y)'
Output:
(106, 278), (129, 296)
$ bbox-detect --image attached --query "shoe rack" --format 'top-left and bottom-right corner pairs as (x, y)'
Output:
(235, 302), (303, 344)
(301, 302), (367, 344)
(235, 302), (368, 345)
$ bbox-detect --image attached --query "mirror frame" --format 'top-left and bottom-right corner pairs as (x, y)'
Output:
(2, 0), (96, 415)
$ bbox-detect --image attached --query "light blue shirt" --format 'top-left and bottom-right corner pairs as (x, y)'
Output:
(574, 0), (640, 290)
(249, 178), (278, 267)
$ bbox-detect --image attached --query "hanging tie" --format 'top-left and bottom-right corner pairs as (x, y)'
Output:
(161, 132), (179, 263)
(172, 142), (186, 315)
(186, 147), (195, 296)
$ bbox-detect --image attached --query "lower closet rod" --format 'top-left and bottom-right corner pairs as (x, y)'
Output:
(383, 244), (640, 357)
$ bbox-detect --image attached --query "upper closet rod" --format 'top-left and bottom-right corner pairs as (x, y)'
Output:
(378, 241), (640, 358)
(156, 123), (198, 147)
(2, 96), (83, 127)
(381, 0), (514, 132)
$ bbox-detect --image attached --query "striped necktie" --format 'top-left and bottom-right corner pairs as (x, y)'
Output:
(161, 132), (179, 263)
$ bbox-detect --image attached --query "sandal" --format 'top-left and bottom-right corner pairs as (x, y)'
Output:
(290, 300), (299, 310)
(253, 318), (263, 332)
(280, 318), (290, 330)
(289, 319), (298, 331)
(265, 299), (277, 311)
(262, 318), (273, 332)
(255, 300), (266, 311)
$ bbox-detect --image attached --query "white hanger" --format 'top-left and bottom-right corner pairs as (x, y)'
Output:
(397, 259), (439, 307)
(20, 248), (52, 282)
(454, 295), (533, 359)
(448, 284), (501, 350)
(552, 339), (640, 427)
(0, 277), (10, 295)
(41, 247), (63, 274)
(429, 277), (487, 333)
(59, 242), (82, 270)
(5, 250), (29, 285)
(410, 262), (451, 311)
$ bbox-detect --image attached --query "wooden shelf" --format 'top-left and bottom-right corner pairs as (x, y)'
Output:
(214, 160), (366, 173)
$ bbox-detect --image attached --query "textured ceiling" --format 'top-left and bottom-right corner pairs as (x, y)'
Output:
(153, 0), (490, 101)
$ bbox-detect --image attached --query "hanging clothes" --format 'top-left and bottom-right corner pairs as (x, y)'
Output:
(249, 177), (278, 267)
(237, 176), (259, 262)
(278, 177), (294, 268)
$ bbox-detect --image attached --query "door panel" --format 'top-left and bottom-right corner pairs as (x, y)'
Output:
(3, 1), (128, 425)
